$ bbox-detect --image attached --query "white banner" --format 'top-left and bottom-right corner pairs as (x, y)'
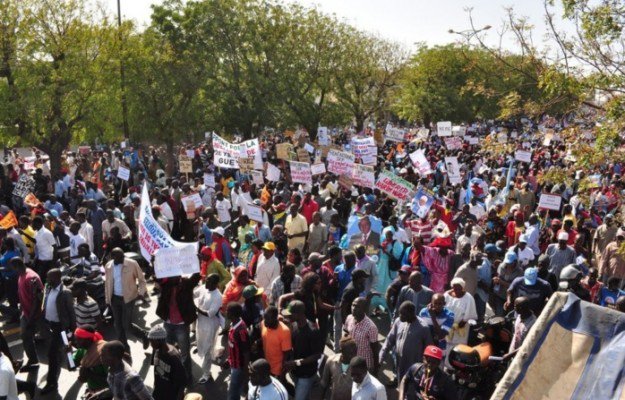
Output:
(327, 149), (355, 175)
(385, 124), (406, 142)
(239, 138), (264, 170)
(290, 161), (312, 185)
(352, 164), (375, 188)
(317, 127), (329, 146)
(213, 134), (240, 169)
(538, 193), (562, 211)
(351, 137), (376, 158)
(154, 244), (199, 279)
(437, 121), (452, 137)
(266, 163), (281, 181)
(444, 157), (462, 185)
(138, 183), (193, 261)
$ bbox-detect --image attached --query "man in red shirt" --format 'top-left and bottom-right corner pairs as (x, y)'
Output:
(226, 302), (250, 400)
(10, 257), (43, 370)
(300, 193), (319, 225)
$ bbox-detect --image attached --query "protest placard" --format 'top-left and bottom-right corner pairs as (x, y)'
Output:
(437, 121), (452, 137)
(444, 136), (463, 150)
(385, 125), (406, 142)
(327, 149), (355, 175)
(186, 149), (195, 158)
(338, 175), (354, 190)
(203, 173), (215, 187)
(238, 157), (255, 172)
(515, 150), (532, 163)
(213, 134), (240, 168)
(117, 166), (130, 181)
(276, 143), (293, 160)
(466, 136), (480, 145)
(181, 193), (203, 212)
(411, 189), (434, 218)
(409, 150), (432, 176)
(297, 148), (311, 163)
(317, 127), (329, 145)
(444, 157), (462, 185)
(179, 156), (193, 173)
(154, 244), (199, 279)
(351, 137), (376, 158)
(12, 175), (35, 197)
(304, 143), (315, 153)
(361, 153), (377, 165)
(251, 170), (264, 185)
(290, 161), (312, 185)
(538, 193), (562, 210)
(352, 164), (375, 188)
(266, 163), (281, 181)
(452, 126), (467, 136)
(247, 204), (264, 223)
(311, 163), (326, 175)
(375, 170), (415, 202)
(239, 138), (264, 169)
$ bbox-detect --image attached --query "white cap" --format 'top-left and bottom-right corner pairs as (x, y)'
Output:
(557, 231), (569, 241)
(212, 226), (225, 236)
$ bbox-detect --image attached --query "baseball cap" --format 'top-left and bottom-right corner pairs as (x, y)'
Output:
(262, 242), (276, 251)
(424, 345), (444, 360)
(504, 252), (517, 264)
(399, 265), (412, 274)
(281, 300), (305, 317)
(484, 243), (499, 254)
(147, 324), (167, 340)
(557, 231), (569, 241)
(211, 226), (225, 236)
(524, 267), (538, 285)
(242, 285), (263, 300)
(518, 234), (528, 244)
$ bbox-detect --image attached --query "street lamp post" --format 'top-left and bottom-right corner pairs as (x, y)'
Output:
(117, 0), (130, 141)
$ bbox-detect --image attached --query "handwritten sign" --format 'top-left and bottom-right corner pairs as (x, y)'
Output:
(311, 163), (326, 176)
(238, 157), (255, 172)
(437, 121), (452, 137)
(203, 173), (215, 187)
(179, 156), (193, 173)
(12, 175), (35, 197)
(290, 161), (312, 185)
(515, 150), (532, 163)
(327, 149), (355, 175)
(239, 138), (263, 169)
(154, 244), (199, 279)
(297, 148), (311, 163)
(452, 126), (467, 136)
(538, 193), (562, 211)
(213, 134), (240, 169)
(385, 125), (406, 142)
(338, 175), (354, 190)
(375, 170), (415, 202)
(352, 164), (375, 188)
(117, 166), (130, 181)
(247, 203), (264, 223)
(351, 137), (376, 158)
(276, 143), (294, 160)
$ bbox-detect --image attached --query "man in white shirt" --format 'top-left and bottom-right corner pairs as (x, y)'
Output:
(255, 242), (281, 293)
(351, 356), (386, 400)
(512, 235), (535, 267)
(101, 210), (132, 242)
(248, 358), (288, 400)
(76, 211), (94, 253)
(32, 216), (56, 280)
(215, 192), (232, 226)
(0, 352), (18, 400)
(236, 186), (253, 217)
(68, 221), (87, 259)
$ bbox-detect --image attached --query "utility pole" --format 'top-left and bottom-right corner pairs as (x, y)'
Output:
(117, 0), (130, 140)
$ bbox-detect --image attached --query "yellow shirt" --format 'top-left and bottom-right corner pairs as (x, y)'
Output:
(20, 226), (36, 256)
(285, 213), (308, 250)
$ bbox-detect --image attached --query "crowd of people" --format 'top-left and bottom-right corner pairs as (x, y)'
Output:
(0, 117), (624, 400)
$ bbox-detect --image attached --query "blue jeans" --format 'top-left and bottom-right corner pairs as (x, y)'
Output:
(165, 322), (191, 382)
(475, 295), (487, 323)
(294, 376), (315, 400)
(228, 368), (245, 400)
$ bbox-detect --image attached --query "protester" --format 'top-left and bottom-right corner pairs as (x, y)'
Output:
(148, 324), (186, 400)
(194, 274), (223, 384)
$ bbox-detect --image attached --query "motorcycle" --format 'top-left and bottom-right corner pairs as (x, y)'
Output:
(447, 313), (514, 400)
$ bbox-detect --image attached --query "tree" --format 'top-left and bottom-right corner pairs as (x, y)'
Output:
(0, 0), (119, 174)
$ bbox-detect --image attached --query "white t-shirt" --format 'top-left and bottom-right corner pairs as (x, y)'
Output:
(0, 354), (18, 400)
(68, 232), (86, 258)
(215, 199), (232, 223)
(248, 377), (288, 400)
(35, 227), (56, 261)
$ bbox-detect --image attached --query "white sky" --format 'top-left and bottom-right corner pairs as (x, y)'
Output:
(106, 0), (566, 51)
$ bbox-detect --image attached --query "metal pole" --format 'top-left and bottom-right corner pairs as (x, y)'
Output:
(117, 0), (130, 140)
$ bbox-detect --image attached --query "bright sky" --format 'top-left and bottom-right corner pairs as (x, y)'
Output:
(106, 0), (564, 50)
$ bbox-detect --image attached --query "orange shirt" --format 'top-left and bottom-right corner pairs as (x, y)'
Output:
(261, 321), (292, 376)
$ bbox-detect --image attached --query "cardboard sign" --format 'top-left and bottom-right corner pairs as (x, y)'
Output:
(181, 193), (203, 212)
(238, 157), (255, 172)
(444, 136), (463, 150)
(452, 126), (467, 136)
(203, 173), (215, 187)
(311, 163), (326, 176)
(538, 193), (562, 211)
(327, 149), (355, 175)
(251, 170), (264, 185)
(276, 143), (294, 160)
(117, 166), (130, 181)
(385, 125), (406, 142)
(467, 136), (480, 145)
(352, 164), (375, 188)
(444, 157), (462, 185)
(317, 127), (329, 146)
(515, 150), (532, 163)
(12, 175), (35, 197)
(338, 175), (354, 190)
(361, 154), (377, 165)
(409, 150), (432, 176)
(297, 148), (311, 163)
(247, 203), (264, 223)
(375, 170), (415, 202)
(290, 161), (312, 185)
(239, 138), (264, 170)
(213, 134), (240, 169)
(154, 244), (199, 278)
(266, 163), (281, 181)
(437, 121), (452, 137)
(179, 156), (193, 173)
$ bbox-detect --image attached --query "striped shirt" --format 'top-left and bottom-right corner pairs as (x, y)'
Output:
(344, 315), (378, 370)
(406, 219), (433, 244)
(247, 377), (288, 400)
(75, 296), (101, 326)
(418, 307), (455, 350)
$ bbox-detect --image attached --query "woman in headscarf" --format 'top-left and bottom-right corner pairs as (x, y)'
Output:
(443, 277), (477, 367)
(221, 266), (255, 311)
(73, 325), (110, 397)
(194, 274), (223, 384)
(200, 246), (231, 291)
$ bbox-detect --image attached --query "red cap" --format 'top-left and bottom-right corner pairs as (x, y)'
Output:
(424, 345), (444, 360)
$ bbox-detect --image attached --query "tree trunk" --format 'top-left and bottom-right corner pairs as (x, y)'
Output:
(355, 115), (365, 132)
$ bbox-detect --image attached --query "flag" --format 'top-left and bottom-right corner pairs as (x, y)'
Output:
(24, 193), (42, 208)
(0, 211), (18, 229)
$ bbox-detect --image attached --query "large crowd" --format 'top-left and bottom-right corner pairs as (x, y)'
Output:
(0, 117), (624, 400)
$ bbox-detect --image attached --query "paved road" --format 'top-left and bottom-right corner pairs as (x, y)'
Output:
(1, 283), (399, 400)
